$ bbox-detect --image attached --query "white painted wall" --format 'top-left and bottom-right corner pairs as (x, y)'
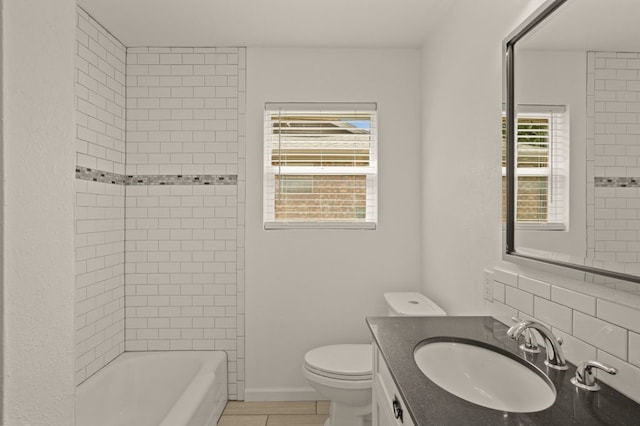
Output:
(245, 48), (423, 399)
(420, 0), (546, 314)
(2, 0), (76, 424)
(515, 50), (587, 258)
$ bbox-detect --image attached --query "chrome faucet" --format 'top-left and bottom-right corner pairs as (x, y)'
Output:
(507, 320), (568, 370)
(571, 360), (617, 391)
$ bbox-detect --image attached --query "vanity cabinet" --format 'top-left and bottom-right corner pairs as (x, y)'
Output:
(372, 343), (415, 426)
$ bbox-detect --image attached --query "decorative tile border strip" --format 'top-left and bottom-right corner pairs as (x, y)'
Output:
(76, 166), (237, 186)
(126, 174), (236, 185)
(75, 167), (126, 185)
(595, 177), (640, 188)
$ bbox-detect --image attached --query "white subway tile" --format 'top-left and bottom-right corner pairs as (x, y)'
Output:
(518, 276), (551, 299)
(573, 311), (628, 360)
(505, 286), (534, 315)
(534, 297), (572, 333)
(597, 299), (640, 334)
(597, 350), (640, 403)
(493, 268), (518, 287)
(551, 286), (596, 315)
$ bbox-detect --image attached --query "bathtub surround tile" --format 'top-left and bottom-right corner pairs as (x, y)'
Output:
(125, 46), (246, 400)
(75, 165), (237, 186)
(74, 9), (126, 385)
(75, 8), (246, 399)
(587, 51), (640, 269)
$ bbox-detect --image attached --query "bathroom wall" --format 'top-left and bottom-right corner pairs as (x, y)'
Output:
(420, 0), (545, 314)
(489, 266), (640, 403)
(419, 0), (640, 404)
(3, 0), (77, 423)
(74, 8), (127, 385)
(124, 47), (246, 399)
(245, 48), (423, 400)
(587, 51), (640, 275)
(515, 50), (587, 257)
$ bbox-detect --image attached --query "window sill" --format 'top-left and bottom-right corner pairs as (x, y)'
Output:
(264, 222), (377, 230)
(502, 223), (566, 231)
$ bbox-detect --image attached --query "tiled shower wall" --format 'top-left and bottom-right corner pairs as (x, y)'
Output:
(124, 47), (246, 399)
(74, 8), (126, 384)
(587, 51), (640, 277)
(74, 8), (246, 398)
(489, 268), (640, 403)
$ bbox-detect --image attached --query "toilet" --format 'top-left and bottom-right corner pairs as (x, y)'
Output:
(303, 292), (446, 426)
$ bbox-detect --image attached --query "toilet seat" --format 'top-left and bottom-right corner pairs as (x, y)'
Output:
(304, 344), (372, 381)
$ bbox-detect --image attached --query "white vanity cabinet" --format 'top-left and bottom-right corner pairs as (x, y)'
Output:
(372, 344), (415, 426)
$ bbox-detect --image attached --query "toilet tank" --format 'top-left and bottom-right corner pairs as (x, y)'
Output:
(383, 292), (446, 317)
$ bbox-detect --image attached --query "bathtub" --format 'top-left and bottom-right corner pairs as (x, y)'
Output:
(76, 351), (227, 426)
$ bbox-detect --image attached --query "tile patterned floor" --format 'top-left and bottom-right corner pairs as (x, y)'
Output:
(218, 401), (330, 426)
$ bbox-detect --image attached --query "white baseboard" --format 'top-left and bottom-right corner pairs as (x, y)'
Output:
(244, 387), (322, 401)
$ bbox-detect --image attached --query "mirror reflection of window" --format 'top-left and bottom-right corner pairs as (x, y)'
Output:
(502, 105), (569, 230)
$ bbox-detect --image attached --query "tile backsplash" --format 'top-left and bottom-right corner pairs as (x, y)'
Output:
(489, 267), (640, 403)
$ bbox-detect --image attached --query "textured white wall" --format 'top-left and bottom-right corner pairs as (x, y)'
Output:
(245, 48), (423, 399)
(419, 0), (546, 314)
(3, 0), (76, 424)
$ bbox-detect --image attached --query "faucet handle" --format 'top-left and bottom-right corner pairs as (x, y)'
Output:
(571, 360), (617, 391)
(511, 317), (540, 353)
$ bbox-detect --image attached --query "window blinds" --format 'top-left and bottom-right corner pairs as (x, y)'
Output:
(264, 102), (378, 229)
(502, 105), (569, 228)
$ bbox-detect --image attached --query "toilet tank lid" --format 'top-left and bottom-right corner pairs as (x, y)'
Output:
(384, 292), (446, 316)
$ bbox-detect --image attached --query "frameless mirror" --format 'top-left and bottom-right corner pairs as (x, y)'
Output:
(504, 0), (640, 288)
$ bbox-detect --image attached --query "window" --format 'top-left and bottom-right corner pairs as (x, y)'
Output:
(502, 105), (569, 230)
(264, 102), (378, 229)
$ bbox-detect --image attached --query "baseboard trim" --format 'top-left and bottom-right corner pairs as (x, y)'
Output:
(244, 387), (322, 401)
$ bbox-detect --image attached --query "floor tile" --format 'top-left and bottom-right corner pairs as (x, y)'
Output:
(223, 401), (317, 415)
(218, 415), (268, 426)
(316, 401), (330, 415)
(266, 414), (328, 425)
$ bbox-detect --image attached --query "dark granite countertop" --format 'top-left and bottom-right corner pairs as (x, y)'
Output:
(366, 316), (640, 425)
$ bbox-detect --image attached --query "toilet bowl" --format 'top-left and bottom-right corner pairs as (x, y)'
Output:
(303, 344), (372, 426)
(303, 292), (446, 426)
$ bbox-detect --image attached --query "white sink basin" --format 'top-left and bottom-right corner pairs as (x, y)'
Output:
(414, 340), (556, 413)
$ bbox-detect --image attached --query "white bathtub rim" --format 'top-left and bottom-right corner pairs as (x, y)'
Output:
(77, 350), (228, 426)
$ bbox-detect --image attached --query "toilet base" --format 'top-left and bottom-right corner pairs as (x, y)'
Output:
(325, 401), (372, 426)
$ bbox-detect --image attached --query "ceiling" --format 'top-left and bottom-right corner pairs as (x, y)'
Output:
(77, 0), (453, 48)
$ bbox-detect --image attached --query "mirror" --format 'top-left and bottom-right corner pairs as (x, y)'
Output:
(504, 0), (640, 287)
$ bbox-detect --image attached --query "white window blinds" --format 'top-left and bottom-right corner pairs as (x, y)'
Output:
(502, 105), (569, 229)
(264, 102), (378, 229)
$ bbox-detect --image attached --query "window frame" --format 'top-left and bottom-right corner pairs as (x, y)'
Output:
(263, 102), (378, 230)
(502, 104), (569, 231)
